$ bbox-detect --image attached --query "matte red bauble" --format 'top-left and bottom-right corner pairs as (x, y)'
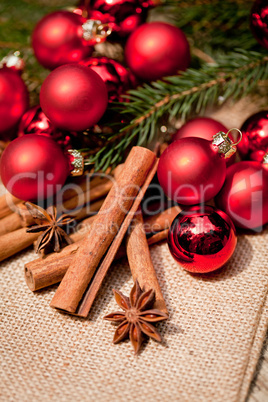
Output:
(0, 135), (71, 201)
(168, 205), (237, 273)
(215, 161), (268, 230)
(40, 64), (108, 132)
(250, 0), (268, 49)
(32, 11), (93, 70)
(237, 111), (268, 162)
(0, 68), (29, 140)
(173, 117), (235, 167)
(78, 0), (151, 37)
(79, 56), (135, 102)
(157, 137), (227, 205)
(18, 105), (73, 149)
(125, 22), (190, 81)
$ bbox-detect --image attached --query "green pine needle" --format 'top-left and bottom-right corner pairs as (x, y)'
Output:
(85, 49), (268, 172)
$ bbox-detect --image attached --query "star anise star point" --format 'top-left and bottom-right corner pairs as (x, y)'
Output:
(25, 202), (74, 254)
(104, 280), (168, 354)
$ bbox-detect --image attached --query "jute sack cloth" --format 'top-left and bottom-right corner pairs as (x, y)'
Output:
(0, 228), (267, 402)
(1, 98), (268, 401)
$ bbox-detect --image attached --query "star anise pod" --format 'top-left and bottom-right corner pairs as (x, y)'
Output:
(104, 280), (168, 354)
(25, 202), (74, 254)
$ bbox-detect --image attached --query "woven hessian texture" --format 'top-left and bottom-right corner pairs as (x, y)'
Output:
(0, 227), (268, 402)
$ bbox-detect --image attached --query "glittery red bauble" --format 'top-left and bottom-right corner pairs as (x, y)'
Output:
(32, 11), (93, 70)
(215, 161), (268, 230)
(0, 135), (71, 201)
(40, 64), (108, 132)
(125, 22), (190, 81)
(157, 137), (226, 205)
(237, 111), (268, 162)
(78, 0), (151, 36)
(173, 117), (235, 167)
(168, 205), (237, 273)
(18, 105), (73, 149)
(79, 56), (135, 102)
(250, 0), (268, 49)
(0, 68), (29, 140)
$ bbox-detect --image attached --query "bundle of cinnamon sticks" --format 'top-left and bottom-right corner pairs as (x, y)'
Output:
(0, 170), (116, 262)
(23, 147), (180, 321)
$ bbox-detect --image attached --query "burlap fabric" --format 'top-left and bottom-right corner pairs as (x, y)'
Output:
(0, 228), (267, 402)
(1, 99), (268, 401)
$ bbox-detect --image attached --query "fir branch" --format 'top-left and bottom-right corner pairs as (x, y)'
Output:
(151, 0), (258, 51)
(85, 50), (268, 172)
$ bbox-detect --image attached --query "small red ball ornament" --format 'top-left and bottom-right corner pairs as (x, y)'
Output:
(40, 64), (108, 132)
(168, 205), (237, 273)
(32, 11), (95, 70)
(125, 22), (190, 81)
(79, 56), (136, 102)
(0, 67), (29, 140)
(18, 105), (73, 149)
(0, 135), (71, 201)
(172, 117), (235, 167)
(215, 160), (268, 230)
(237, 111), (268, 162)
(77, 0), (152, 37)
(158, 130), (241, 205)
(250, 0), (268, 49)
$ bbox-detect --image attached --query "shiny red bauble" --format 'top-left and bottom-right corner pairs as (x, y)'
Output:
(18, 105), (73, 149)
(32, 11), (93, 70)
(237, 111), (268, 162)
(78, 0), (151, 37)
(125, 22), (190, 81)
(0, 135), (71, 201)
(215, 161), (268, 230)
(40, 64), (108, 132)
(79, 56), (135, 102)
(172, 117), (235, 168)
(250, 0), (268, 49)
(0, 68), (29, 140)
(168, 205), (237, 273)
(157, 137), (226, 205)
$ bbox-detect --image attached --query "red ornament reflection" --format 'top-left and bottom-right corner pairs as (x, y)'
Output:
(238, 111), (268, 162)
(250, 0), (268, 49)
(79, 56), (136, 101)
(168, 205), (237, 273)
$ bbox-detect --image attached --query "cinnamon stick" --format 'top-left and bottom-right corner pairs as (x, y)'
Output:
(25, 228), (168, 292)
(126, 210), (168, 313)
(0, 209), (25, 236)
(0, 193), (21, 219)
(24, 207), (179, 291)
(50, 146), (157, 315)
(0, 198), (104, 263)
(75, 158), (159, 318)
(0, 227), (40, 262)
(0, 177), (111, 236)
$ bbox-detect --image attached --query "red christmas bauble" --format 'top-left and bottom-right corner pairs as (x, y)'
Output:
(237, 111), (268, 162)
(18, 105), (73, 149)
(168, 205), (237, 273)
(173, 117), (235, 167)
(79, 56), (136, 102)
(0, 68), (29, 140)
(78, 0), (151, 37)
(125, 22), (190, 81)
(32, 11), (93, 70)
(250, 0), (268, 49)
(40, 64), (108, 132)
(215, 161), (268, 230)
(157, 137), (226, 205)
(0, 135), (71, 201)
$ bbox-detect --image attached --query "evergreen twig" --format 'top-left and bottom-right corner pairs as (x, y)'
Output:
(85, 50), (268, 172)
